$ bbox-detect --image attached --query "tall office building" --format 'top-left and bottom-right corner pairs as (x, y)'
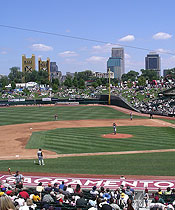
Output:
(50, 62), (58, 72)
(145, 52), (161, 77)
(50, 62), (62, 81)
(107, 48), (125, 79)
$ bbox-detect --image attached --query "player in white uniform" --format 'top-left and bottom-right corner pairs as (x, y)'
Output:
(37, 148), (45, 165)
(113, 123), (117, 135)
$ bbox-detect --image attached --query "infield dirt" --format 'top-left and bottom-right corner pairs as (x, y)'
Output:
(0, 106), (174, 160)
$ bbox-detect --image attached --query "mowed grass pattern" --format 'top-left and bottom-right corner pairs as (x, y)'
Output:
(0, 106), (144, 126)
(1, 152), (175, 176)
(27, 126), (175, 154)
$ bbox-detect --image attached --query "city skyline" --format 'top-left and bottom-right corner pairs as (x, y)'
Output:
(145, 53), (161, 77)
(107, 48), (125, 79)
(1, 0), (175, 76)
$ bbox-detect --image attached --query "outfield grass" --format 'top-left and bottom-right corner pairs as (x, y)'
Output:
(0, 152), (175, 176)
(27, 126), (175, 154)
(159, 119), (175, 124)
(1, 105), (175, 176)
(0, 106), (145, 126)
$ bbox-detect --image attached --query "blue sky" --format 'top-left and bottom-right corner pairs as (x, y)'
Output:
(1, 0), (175, 76)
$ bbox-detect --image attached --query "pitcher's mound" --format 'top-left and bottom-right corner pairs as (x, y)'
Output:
(102, 133), (133, 139)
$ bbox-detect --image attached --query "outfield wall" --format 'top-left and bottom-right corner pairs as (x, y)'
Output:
(1, 174), (175, 190)
(0, 98), (108, 106)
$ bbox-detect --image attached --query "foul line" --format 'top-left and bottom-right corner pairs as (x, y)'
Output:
(1, 149), (175, 160)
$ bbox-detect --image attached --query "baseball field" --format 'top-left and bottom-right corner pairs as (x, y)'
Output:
(0, 104), (175, 177)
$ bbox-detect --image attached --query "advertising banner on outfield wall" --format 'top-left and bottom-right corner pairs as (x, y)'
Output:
(0, 174), (175, 190)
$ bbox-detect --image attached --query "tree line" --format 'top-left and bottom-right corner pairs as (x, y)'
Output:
(0, 67), (175, 91)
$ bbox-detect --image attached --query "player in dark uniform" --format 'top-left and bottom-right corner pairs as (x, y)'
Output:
(113, 123), (117, 135)
(130, 112), (133, 120)
(54, 114), (58, 120)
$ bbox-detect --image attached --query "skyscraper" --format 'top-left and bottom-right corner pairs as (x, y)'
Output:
(50, 62), (62, 81)
(145, 52), (161, 77)
(107, 48), (125, 79)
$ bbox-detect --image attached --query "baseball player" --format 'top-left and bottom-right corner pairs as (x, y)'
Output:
(113, 123), (117, 135)
(8, 168), (24, 188)
(130, 112), (133, 120)
(37, 148), (45, 165)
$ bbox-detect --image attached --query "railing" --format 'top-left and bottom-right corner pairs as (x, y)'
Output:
(133, 192), (145, 210)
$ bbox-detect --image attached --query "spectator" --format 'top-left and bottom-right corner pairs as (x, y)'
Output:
(52, 183), (59, 193)
(32, 192), (40, 202)
(99, 187), (105, 198)
(59, 181), (65, 190)
(62, 186), (70, 196)
(143, 188), (149, 208)
(0, 195), (16, 210)
(36, 182), (44, 193)
(19, 189), (29, 200)
(42, 192), (54, 203)
(76, 193), (87, 206)
(103, 189), (111, 201)
(15, 194), (25, 207)
(26, 199), (36, 210)
(66, 184), (74, 194)
(109, 198), (120, 210)
(90, 186), (99, 197)
(127, 198), (134, 210)
(165, 187), (172, 195)
(88, 196), (97, 207)
(45, 183), (52, 193)
(74, 184), (82, 195)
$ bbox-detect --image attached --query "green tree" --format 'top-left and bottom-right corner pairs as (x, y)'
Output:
(127, 81), (133, 88)
(92, 82), (98, 88)
(52, 78), (60, 86)
(164, 68), (175, 79)
(37, 70), (49, 85)
(96, 78), (102, 86)
(22, 88), (30, 96)
(30, 70), (38, 82)
(64, 75), (72, 88)
(140, 69), (159, 81)
(8, 67), (22, 83)
(72, 77), (78, 88)
(75, 70), (93, 81)
(11, 81), (16, 89)
(0, 76), (9, 88)
(52, 84), (58, 92)
(121, 70), (139, 81)
(78, 78), (85, 89)
(137, 76), (146, 86)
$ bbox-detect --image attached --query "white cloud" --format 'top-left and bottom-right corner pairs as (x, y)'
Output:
(59, 51), (78, 57)
(92, 43), (119, 53)
(64, 58), (76, 63)
(153, 32), (172, 40)
(0, 51), (7, 54)
(93, 45), (102, 50)
(162, 56), (175, 69)
(125, 53), (131, 59)
(86, 56), (106, 62)
(119, 35), (135, 42)
(156, 48), (171, 54)
(31, 44), (53, 51)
